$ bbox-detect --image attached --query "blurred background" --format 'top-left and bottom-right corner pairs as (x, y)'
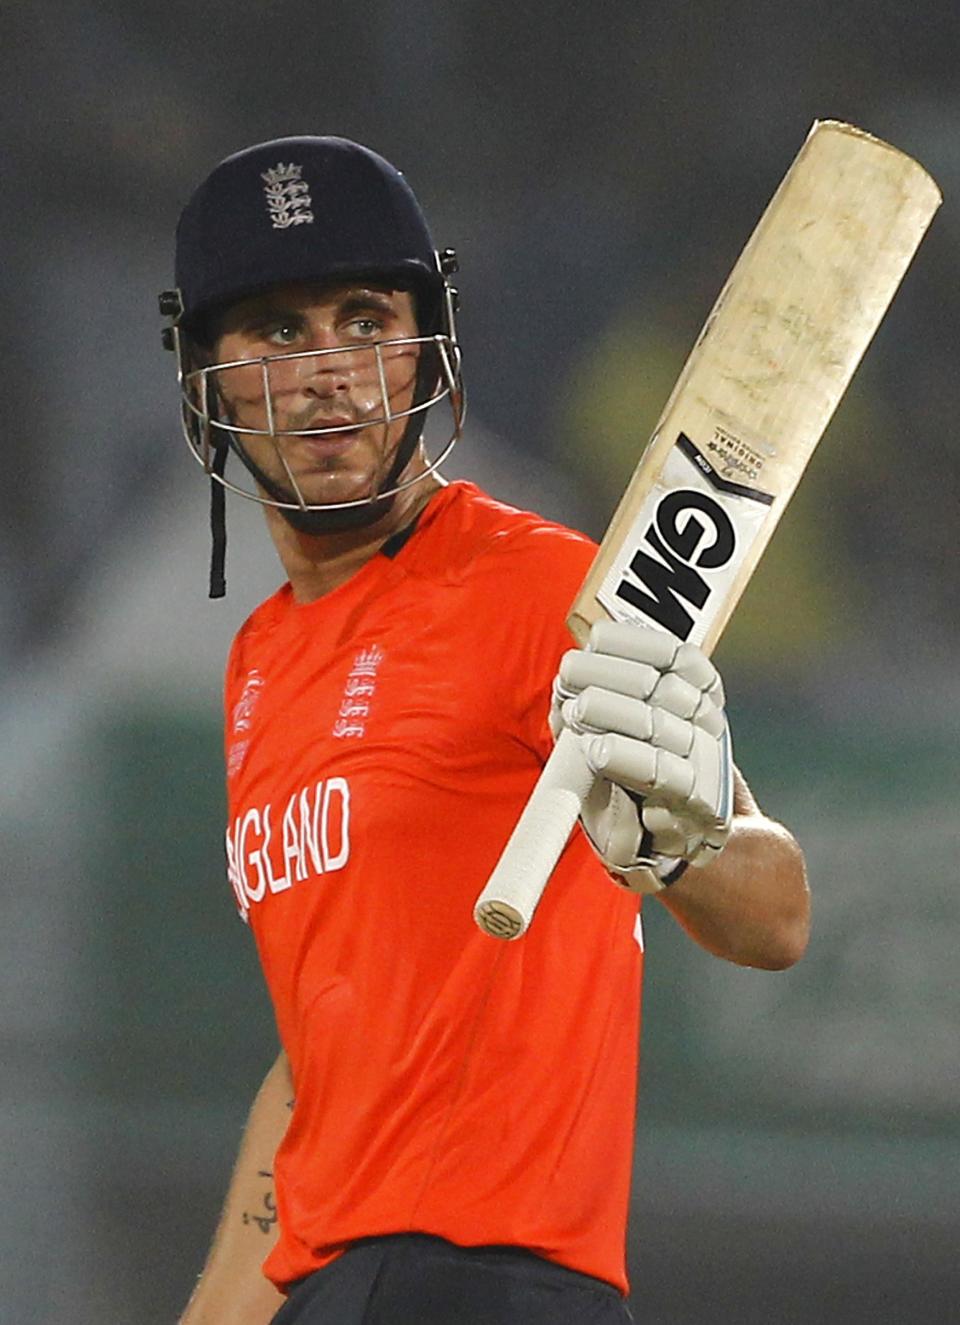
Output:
(1, 2), (958, 1321)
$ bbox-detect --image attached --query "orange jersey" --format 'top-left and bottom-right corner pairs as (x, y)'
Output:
(223, 481), (643, 1295)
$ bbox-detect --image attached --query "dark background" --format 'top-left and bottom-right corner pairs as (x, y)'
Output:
(1, 3), (958, 1321)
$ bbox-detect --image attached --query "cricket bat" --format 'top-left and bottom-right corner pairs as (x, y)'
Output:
(474, 120), (940, 941)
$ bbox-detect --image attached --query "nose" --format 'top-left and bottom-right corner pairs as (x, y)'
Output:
(295, 338), (360, 399)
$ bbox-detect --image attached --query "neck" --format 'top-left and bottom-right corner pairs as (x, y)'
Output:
(264, 469), (444, 603)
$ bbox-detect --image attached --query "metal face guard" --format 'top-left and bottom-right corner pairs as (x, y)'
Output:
(174, 331), (465, 512)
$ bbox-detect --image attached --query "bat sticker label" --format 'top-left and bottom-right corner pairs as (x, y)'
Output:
(597, 432), (774, 645)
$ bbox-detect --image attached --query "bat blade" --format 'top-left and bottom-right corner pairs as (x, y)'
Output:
(568, 120), (940, 652)
(475, 120), (940, 941)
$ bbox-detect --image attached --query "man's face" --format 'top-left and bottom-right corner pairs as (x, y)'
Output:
(211, 281), (421, 510)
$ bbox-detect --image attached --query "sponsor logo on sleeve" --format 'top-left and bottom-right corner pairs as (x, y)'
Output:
(228, 669), (265, 777)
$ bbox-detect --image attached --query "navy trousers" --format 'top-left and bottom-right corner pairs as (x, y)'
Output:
(270, 1233), (635, 1324)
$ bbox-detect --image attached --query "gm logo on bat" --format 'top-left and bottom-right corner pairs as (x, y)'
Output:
(614, 488), (735, 640)
(609, 432), (774, 642)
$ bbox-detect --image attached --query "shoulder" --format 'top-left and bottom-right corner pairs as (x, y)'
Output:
(415, 481), (597, 590)
(404, 483), (597, 668)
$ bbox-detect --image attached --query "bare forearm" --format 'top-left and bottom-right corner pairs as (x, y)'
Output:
(180, 1052), (293, 1325)
(658, 771), (810, 969)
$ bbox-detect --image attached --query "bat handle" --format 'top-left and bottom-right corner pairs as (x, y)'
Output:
(473, 729), (596, 939)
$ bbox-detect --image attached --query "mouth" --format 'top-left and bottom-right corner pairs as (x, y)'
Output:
(297, 434), (360, 466)
(283, 413), (357, 461)
(296, 418), (363, 458)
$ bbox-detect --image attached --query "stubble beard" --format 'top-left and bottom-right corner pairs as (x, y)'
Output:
(260, 427), (400, 510)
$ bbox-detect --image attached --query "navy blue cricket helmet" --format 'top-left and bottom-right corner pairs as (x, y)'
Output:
(160, 136), (463, 595)
(172, 136), (451, 339)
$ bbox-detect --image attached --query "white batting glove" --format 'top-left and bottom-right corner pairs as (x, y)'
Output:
(549, 620), (734, 893)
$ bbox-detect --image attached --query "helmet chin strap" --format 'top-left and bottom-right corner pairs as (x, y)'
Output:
(209, 441), (229, 598)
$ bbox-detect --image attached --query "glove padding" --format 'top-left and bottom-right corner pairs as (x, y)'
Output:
(550, 620), (733, 892)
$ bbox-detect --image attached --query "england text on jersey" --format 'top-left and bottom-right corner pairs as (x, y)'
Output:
(225, 778), (351, 921)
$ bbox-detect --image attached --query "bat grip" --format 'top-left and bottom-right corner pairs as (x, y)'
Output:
(473, 729), (597, 939)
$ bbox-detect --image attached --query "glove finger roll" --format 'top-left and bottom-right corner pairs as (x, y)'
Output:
(586, 733), (695, 805)
(569, 688), (695, 758)
(586, 622), (725, 712)
(650, 673), (726, 736)
(588, 620), (680, 670)
(639, 804), (696, 857)
(648, 671), (704, 722)
(673, 642), (725, 707)
(559, 650), (661, 702)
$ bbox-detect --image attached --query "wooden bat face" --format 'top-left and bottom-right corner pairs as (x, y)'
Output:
(568, 121), (940, 655)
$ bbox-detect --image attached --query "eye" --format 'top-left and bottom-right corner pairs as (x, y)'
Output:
(264, 320), (302, 346)
(346, 316), (383, 339)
